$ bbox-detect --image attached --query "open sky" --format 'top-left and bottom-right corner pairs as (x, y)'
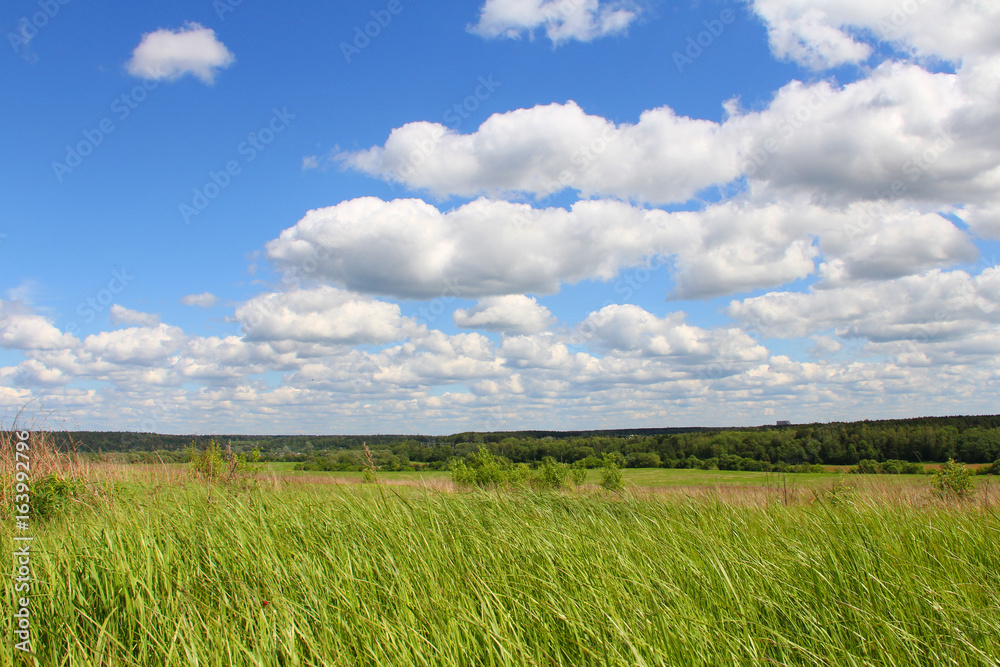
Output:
(2, 0), (999, 434)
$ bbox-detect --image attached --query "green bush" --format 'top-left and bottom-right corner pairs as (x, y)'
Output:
(851, 459), (925, 475)
(977, 459), (1000, 475)
(450, 449), (529, 488)
(187, 439), (260, 484)
(570, 461), (588, 486)
(31, 474), (87, 521)
(852, 459), (880, 474)
(534, 457), (569, 490)
(933, 459), (974, 498)
(600, 453), (624, 492)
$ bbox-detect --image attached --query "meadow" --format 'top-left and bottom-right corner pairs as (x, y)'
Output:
(2, 439), (999, 666)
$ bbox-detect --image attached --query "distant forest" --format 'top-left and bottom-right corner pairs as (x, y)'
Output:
(38, 414), (1000, 468)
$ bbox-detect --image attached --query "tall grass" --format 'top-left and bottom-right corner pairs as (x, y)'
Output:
(2, 469), (998, 666)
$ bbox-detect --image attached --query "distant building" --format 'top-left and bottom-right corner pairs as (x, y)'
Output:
(776, 420), (792, 427)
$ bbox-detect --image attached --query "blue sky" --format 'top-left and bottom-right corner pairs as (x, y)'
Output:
(2, 0), (999, 434)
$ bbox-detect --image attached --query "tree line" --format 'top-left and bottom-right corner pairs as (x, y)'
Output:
(32, 414), (1000, 468)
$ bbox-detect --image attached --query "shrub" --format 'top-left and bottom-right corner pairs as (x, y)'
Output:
(852, 459), (880, 475)
(570, 461), (588, 486)
(577, 455), (604, 469)
(851, 459), (925, 475)
(933, 459), (974, 498)
(600, 453), (624, 492)
(534, 457), (569, 490)
(450, 449), (529, 488)
(977, 458), (1000, 475)
(187, 440), (260, 485)
(31, 474), (86, 521)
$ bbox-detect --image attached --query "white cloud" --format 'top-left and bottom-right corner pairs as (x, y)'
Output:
(265, 196), (692, 299)
(127, 22), (235, 84)
(453, 295), (556, 334)
(727, 267), (1000, 342)
(958, 203), (1000, 240)
(581, 305), (768, 365)
(338, 60), (1000, 212)
(82, 325), (186, 367)
(234, 286), (417, 345)
(0, 301), (78, 350)
(180, 292), (218, 308)
(110, 304), (160, 327)
(265, 194), (981, 303)
(745, 61), (1000, 209)
(750, 0), (1000, 69)
(817, 208), (978, 285)
(470, 0), (639, 44)
(752, 1), (872, 69)
(338, 101), (743, 204)
(3, 287), (1000, 432)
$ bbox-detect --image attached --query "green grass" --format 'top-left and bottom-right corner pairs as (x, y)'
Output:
(3, 475), (999, 666)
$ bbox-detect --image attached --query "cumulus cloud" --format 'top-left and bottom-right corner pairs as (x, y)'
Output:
(265, 196), (692, 299)
(110, 305), (160, 328)
(82, 325), (187, 367)
(745, 61), (1000, 209)
(750, 0), (1000, 69)
(728, 267), (1000, 342)
(234, 286), (417, 345)
(265, 195), (981, 302)
(338, 101), (744, 204)
(0, 301), (77, 350)
(470, 0), (639, 44)
(127, 22), (235, 84)
(958, 203), (1000, 239)
(339, 59), (1000, 211)
(817, 206), (978, 285)
(180, 292), (218, 308)
(4, 287), (1000, 432)
(453, 295), (556, 334)
(581, 305), (768, 365)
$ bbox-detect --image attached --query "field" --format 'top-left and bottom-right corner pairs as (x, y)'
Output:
(3, 450), (999, 665)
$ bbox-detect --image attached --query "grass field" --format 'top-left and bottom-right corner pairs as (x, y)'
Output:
(3, 447), (999, 665)
(260, 463), (977, 492)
